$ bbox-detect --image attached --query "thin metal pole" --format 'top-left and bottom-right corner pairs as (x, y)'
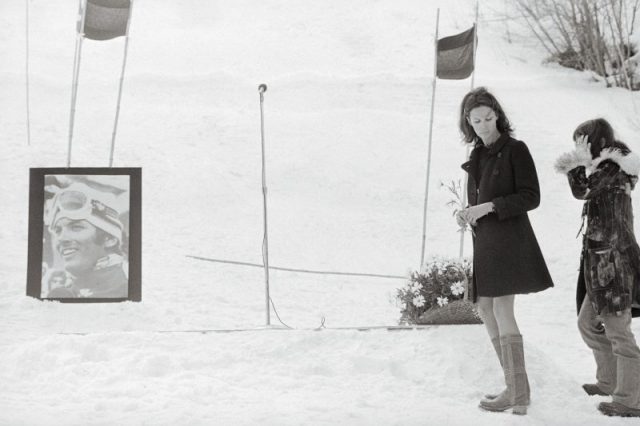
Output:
(459, 1), (479, 263)
(258, 84), (270, 326)
(26, 0), (31, 146)
(462, 2), (479, 302)
(67, 0), (87, 167)
(109, 0), (134, 167)
(470, 1), (479, 90)
(420, 8), (439, 269)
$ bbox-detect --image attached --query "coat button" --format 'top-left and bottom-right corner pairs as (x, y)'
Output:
(497, 152), (502, 158)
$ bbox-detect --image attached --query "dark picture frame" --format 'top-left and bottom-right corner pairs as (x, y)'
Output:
(26, 168), (141, 302)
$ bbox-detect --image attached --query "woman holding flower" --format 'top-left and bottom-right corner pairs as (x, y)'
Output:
(457, 87), (553, 415)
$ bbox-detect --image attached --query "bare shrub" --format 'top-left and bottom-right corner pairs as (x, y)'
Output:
(514, 0), (640, 90)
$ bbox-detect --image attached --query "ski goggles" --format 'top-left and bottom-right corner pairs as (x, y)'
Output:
(47, 189), (123, 239)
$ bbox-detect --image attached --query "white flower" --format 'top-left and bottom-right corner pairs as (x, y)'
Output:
(436, 296), (449, 307)
(412, 295), (426, 307)
(433, 261), (446, 274)
(450, 281), (465, 296)
(410, 281), (422, 293)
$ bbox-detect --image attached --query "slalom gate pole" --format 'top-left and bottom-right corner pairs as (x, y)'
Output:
(67, 0), (87, 167)
(109, 0), (135, 167)
(26, 0), (31, 146)
(419, 8), (440, 269)
(459, 2), (479, 261)
(461, 1), (479, 300)
(258, 83), (271, 326)
(470, 1), (478, 90)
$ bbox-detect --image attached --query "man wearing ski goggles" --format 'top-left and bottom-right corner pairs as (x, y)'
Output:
(45, 182), (128, 298)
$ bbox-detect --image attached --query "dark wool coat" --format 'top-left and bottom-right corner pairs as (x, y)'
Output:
(461, 133), (554, 302)
(556, 147), (640, 317)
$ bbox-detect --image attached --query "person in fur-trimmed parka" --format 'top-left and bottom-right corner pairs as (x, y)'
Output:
(555, 118), (640, 418)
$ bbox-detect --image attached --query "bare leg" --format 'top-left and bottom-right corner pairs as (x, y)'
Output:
(477, 296), (499, 339)
(492, 295), (520, 336)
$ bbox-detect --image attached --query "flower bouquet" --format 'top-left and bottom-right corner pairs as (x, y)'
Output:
(442, 179), (474, 236)
(397, 257), (482, 325)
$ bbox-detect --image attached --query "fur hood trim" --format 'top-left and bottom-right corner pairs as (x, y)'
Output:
(554, 147), (592, 174)
(590, 148), (640, 176)
(555, 147), (640, 176)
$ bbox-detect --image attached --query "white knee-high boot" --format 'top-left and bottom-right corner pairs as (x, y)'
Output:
(479, 334), (530, 415)
(482, 336), (530, 403)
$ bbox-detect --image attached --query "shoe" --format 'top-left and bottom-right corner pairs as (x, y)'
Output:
(598, 401), (640, 417)
(479, 334), (530, 415)
(582, 383), (609, 396)
(479, 390), (528, 415)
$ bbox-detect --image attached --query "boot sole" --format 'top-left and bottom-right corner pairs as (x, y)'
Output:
(598, 402), (640, 417)
(582, 384), (609, 396)
(481, 397), (530, 406)
(482, 393), (530, 404)
(479, 403), (528, 415)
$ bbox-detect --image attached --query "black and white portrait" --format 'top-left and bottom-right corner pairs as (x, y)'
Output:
(27, 168), (141, 302)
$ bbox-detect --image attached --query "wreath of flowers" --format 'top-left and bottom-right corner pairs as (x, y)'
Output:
(397, 257), (473, 324)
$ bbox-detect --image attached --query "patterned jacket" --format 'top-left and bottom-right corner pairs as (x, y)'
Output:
(556, 147), (640, 316)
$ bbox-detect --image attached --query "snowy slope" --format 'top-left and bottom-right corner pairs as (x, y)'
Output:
(1, 0), (640, 425)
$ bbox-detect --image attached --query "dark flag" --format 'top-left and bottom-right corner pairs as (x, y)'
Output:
(436, 25), (476, 80)
(78, 0), (131, 41)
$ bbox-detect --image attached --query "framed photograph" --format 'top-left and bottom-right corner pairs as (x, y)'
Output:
(26, 168), (141, 302)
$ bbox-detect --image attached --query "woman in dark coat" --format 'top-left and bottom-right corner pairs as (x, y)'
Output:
(457, 87), (553, 415)
(555, 118), (640, 418)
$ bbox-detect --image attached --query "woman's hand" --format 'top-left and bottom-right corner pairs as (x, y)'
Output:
(462, 202), (495, 226)
(455, 210), (468, 227)
(575, 134), (590, 156)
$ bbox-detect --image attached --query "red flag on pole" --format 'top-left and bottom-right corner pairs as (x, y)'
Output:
(436, 25), (476, 80)
(78, 0), (131, 41)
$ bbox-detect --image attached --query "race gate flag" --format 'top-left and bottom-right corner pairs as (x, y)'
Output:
(436, 25), (476, 80)
(78, 0), (131, 41)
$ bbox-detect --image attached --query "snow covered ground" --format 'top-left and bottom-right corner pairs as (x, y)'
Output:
(1, 0), (640, 424)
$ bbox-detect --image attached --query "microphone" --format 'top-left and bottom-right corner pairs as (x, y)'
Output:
(258, 84), (268, 93)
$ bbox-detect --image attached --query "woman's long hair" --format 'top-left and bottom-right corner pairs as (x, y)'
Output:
(572, 118), (630, 158)
(459, 87), (513, 144)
